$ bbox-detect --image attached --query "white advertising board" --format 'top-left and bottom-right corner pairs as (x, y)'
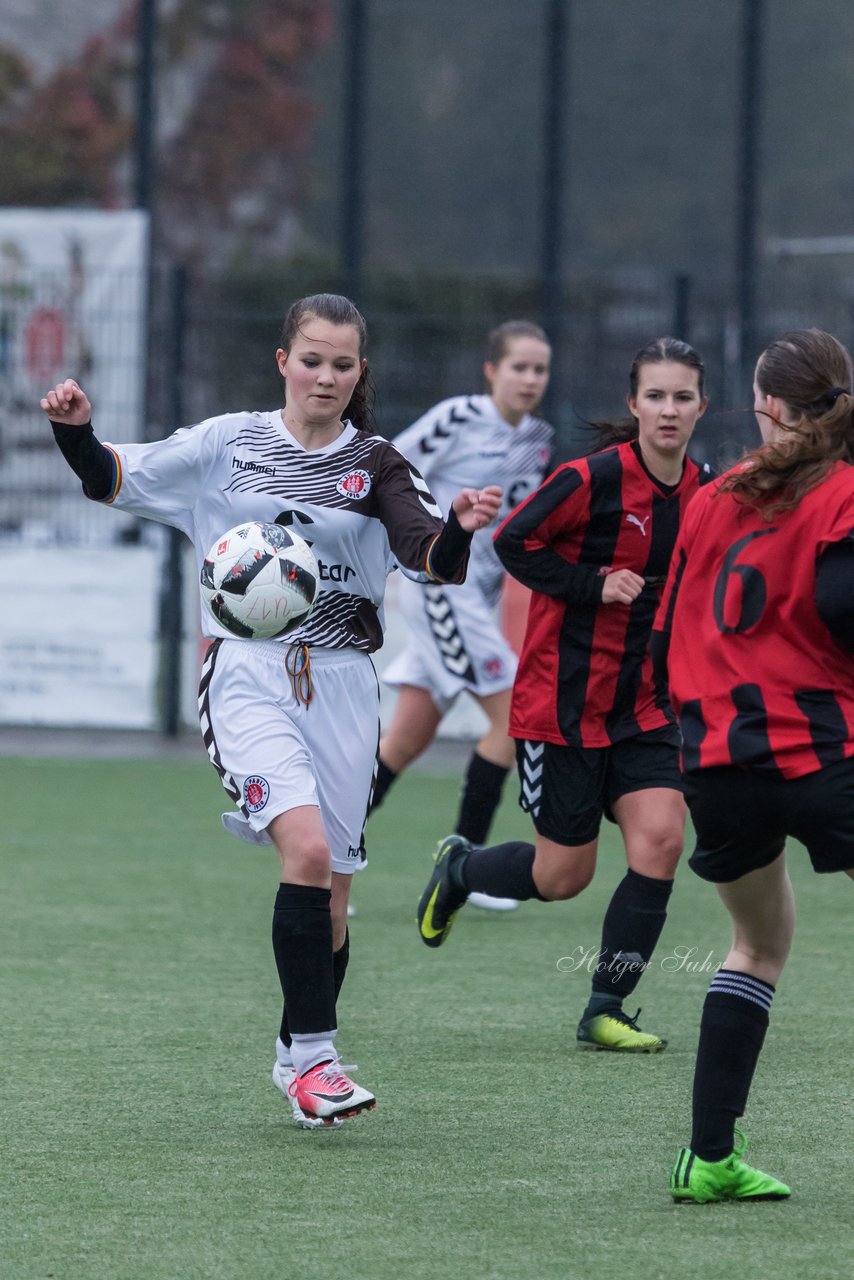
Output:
(1, 545), (160, 728)
(0, 207), (149, 543)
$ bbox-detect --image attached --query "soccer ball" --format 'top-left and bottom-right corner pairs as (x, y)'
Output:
(200, 521), (319, 640)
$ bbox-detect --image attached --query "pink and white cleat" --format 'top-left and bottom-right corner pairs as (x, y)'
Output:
(289, 1059), (376, 1123)
(272, 1060), (343, 1129)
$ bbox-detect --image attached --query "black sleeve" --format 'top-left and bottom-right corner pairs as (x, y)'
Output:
(51, 421), (115, 501)
(493, 466), (605, 604)
(815, 536), (854, 651)
(427, 506), (473, 582)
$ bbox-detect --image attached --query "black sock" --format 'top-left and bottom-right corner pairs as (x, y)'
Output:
(691, 969), (774, 1161)
(462, 841), (547, 901)
(455, 752), (510, 845)
(280, 927), (350, 1049)
(272, 883), (335, 1037)
(588, 869), (673, 1007)
(369, 758), (398, 811)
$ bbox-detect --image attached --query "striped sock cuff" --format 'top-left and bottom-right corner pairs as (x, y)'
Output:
(707, 968), (775, 1014)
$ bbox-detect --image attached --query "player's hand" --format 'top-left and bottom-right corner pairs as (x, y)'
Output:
(452, 485), (503, 532)
(601, 568), (645, 605)
(39, 379), (92, 426)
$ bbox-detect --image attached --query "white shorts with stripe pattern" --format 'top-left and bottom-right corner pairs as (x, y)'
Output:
(199, 638), (379, 875)
(383, 575), (517, 714)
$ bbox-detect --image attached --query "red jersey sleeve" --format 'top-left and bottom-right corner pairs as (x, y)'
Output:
(493, 462), (605, 605)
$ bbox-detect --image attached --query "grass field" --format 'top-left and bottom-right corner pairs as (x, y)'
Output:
(2, 752), (852, 1280)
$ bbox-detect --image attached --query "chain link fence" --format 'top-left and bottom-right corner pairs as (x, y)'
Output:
(4, 258), (854, 547)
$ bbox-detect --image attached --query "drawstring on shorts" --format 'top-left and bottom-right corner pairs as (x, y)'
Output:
(285, 642), (313, 706)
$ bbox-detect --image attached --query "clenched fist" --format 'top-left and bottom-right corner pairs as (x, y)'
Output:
(40, 379), (92, 427)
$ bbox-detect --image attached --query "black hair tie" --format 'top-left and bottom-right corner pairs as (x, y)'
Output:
(826, 386), (848, 405)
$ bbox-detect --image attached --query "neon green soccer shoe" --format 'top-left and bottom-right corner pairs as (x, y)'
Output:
(416, 834), (471, 947)
(671, 1130), (791, 1203)
(576, 1007), (667, 1053)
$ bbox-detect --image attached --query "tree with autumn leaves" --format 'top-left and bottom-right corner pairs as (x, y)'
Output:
(0, 0), (332, 259)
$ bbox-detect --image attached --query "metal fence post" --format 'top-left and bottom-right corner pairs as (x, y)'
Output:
(159, 262), (187, 737)
(672, 272), (692, 342)
(540, 0), (570, 427)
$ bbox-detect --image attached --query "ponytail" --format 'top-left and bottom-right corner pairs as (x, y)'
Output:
(721, 329), (854, 515)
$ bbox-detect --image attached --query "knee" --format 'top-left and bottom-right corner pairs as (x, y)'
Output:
(276, 836), (331, 885)
(730, 939), (791, 982)
(535, 863), (595, 902)
(630, 828), (684, 880)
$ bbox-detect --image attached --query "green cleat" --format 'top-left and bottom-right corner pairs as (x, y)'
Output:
(576, 1006), (667, 1053)
(671, 1129), (791, 1203)
(416, 834), (471, 947)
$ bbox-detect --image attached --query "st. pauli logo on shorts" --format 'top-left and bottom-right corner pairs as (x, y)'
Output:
(243, 776), (270, 812)
(336, 469), (371, 500)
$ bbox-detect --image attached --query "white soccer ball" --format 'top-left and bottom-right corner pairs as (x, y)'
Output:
(200, 521), (319, 640)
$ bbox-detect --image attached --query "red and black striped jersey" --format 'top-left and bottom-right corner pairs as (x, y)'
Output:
(495, 440), (715, 746)
(653, 461), (854, 779)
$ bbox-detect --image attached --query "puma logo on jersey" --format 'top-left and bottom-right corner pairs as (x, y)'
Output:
(626, 514), (650, 536)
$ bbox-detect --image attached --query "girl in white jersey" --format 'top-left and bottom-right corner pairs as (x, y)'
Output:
(371, 322), (554, 910)
(41, 293), (501, 1129)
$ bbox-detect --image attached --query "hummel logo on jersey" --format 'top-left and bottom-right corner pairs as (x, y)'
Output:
(626, 513), (650, 536)
(233, 457), (276, 476)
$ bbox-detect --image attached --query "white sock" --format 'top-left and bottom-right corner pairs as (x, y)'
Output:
(275, 1037), (294, 1069)
(290, 1032), (338, 1077)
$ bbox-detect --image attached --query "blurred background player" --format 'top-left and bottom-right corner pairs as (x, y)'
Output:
(654, 328), (854, 1203)
(42, 293), (501, 1129)
(417, 337), (714, 1052)
(371, 321), (554, 910)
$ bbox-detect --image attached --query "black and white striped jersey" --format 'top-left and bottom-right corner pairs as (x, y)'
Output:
(392, 394), (554, 604)
(103, 411), (451, 652)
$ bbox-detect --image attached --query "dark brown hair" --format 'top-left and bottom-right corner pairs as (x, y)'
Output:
(279, 293), (375, 433)
(593, 336), (706, 447)
(721, 328), (854, 515)
(485, 320), (550, 367)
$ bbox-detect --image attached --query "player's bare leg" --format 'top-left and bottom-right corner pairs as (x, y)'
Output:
(531, 833), (598, 900)
(717, 852), (795, 987)
(372, 684), (442, 810)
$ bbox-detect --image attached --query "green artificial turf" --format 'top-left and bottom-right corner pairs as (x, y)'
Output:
(1, 755), (851, 1280)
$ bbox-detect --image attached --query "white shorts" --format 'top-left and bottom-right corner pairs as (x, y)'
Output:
(199, 639), (379, 875)
(383, 576), (517, 713)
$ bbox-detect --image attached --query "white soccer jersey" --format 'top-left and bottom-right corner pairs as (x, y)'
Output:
(102, 411), (450, 651)
(392, 395), (554, 605)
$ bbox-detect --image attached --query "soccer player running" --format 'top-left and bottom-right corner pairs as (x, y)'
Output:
(41, 293), (501, 1129)
(653, 328), (854, 1203)
(372, 321), (554, 911)
(417, 337), (714, 1052)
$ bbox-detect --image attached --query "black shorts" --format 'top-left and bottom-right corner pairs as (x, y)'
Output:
(685, 757), (854, 883)
(515, 727), (683, 847)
